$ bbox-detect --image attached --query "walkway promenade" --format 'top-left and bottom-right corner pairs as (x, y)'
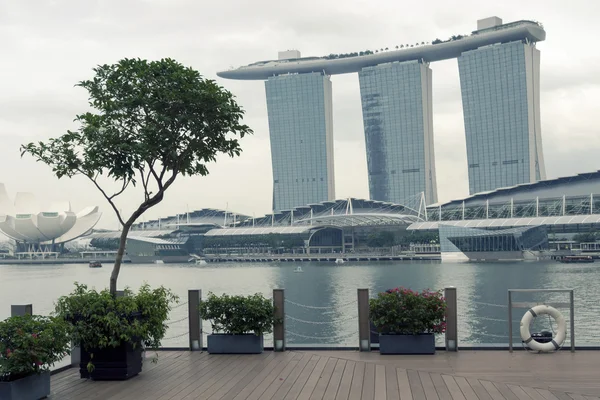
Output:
(50, 350), (600, 399)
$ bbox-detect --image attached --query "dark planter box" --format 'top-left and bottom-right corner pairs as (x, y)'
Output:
(379, 333), (435, 355)
(0, 371), (50, 400)
(207, 334), (264, 354)
(80, 341), (143, 380)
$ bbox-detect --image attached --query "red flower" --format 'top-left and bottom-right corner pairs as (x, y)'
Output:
(32, 333), (38, 339)
(6, 349), (12, 357)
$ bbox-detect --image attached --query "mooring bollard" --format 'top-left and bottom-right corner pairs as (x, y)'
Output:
(10, 304), (33, 317)
(444, 287), (458, 351)
(357, 289), (370, 352)
(273, 289), (285, 351)
(188, 290), (202, 351)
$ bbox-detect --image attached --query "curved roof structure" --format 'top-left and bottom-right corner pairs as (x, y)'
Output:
(294, 213), (422, 227)
(204, 226), (314, 236)
(217, 20), (545, 80)
(428, 171), (600, 209)
(408, 215), (600, 231)
(0, 184), (101, 244)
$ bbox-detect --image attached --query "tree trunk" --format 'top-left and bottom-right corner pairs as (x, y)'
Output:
(110, 222), (132, 295)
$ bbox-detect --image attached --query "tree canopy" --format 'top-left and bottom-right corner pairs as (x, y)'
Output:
(22, 58), (252, 294)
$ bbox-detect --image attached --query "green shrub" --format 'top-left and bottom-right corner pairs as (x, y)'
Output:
(370, 288), (446, 335)
(55, 283), (178, 352)
(0, 315), (71, 382)
(199, 293), (276, 335)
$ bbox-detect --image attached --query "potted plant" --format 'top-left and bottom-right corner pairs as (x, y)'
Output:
(0, 315), (70, 400)
(199, 293), (276, 354)
(55, 283), (177, 380)
(370, 287), (446, 355)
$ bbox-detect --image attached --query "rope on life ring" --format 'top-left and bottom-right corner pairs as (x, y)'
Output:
(520, 305), (566, 352)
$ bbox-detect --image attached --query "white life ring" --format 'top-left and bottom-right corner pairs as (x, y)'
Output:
(520, 305), (566, 352)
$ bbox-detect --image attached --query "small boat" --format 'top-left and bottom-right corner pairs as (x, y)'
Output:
(335, 258), (345, 264)
(293, 266), (303, 273)
(89, 261), (102, 268)
(559, 255), (594, 264)
(154, 260), (164, 264)
(196, 259), (208, 265)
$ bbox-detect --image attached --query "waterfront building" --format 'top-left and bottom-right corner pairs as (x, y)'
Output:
(217, 17), (547, 203)
(88, 171), (600, 262)
(265, 71), (335, 211)
(458, 20), (545, 194)
(410, 171), (600, 260)
(0, 183), (101, 256)
(441, 225), (548, 261)
(359, 60), (436, 204)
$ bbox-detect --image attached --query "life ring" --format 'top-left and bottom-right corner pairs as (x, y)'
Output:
(520, 305), (566, 352)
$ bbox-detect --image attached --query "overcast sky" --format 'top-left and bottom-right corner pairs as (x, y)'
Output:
(1, 0), (599, 229)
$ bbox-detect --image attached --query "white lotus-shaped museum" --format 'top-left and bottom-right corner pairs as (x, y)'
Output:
(0, 183), (101, 244)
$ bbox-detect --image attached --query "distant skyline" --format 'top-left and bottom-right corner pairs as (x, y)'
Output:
(1, 0), (600, 229)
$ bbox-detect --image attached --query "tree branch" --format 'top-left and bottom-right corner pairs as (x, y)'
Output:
(79, 169), (126, 226)
(139, 166), (150, 202)
(109, 179), (130, 200)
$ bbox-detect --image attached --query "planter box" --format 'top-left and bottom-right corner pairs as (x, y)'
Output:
(207, 334), (264, 354)
(0, 371), (50, 400)
(379, 333), (435, 355)
(80, 342), (143, 380)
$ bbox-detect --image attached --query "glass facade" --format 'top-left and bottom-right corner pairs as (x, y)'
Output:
(458, 41), (545, 195)
(359, 60), (437, 205)
(447, 226), (548, 253)
(440, 224), (548, 254)
(265, 73), (335, 211)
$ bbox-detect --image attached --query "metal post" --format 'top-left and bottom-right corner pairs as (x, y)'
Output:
(188, 290), (202, 351)
(508, 291), (513, 352)
(70, 344), (81, 367)
(570, 290), (575, 352)
(444, 287), (458, 351)
(358, 289), (370, 352)
(10, 304), (32, 317)
(273, 289), (285, 351)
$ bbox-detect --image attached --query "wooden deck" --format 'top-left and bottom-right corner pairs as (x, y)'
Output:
(50, 350), (600, 399)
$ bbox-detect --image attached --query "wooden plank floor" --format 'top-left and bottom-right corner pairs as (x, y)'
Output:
(50, 350), (600, 399)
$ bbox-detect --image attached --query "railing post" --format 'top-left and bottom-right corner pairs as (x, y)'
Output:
(444, 287), (458, 351)
(10, 304), (32, 317)
(358, 288), (370, 352)
(508, 290), (513, 353)
(273, 289), (285, 351)
(188, 290), (202, 351)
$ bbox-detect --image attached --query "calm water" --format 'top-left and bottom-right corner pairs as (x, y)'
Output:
(2, 260), (600, 349)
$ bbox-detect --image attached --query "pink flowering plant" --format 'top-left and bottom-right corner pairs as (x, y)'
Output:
(369, 287), (447, 335)
(0, 315), (70, 382)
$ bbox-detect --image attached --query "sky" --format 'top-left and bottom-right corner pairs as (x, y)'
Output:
(1, 0), (600, 229)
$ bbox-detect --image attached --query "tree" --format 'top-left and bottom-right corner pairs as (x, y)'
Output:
(21, 58), (252, 295)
